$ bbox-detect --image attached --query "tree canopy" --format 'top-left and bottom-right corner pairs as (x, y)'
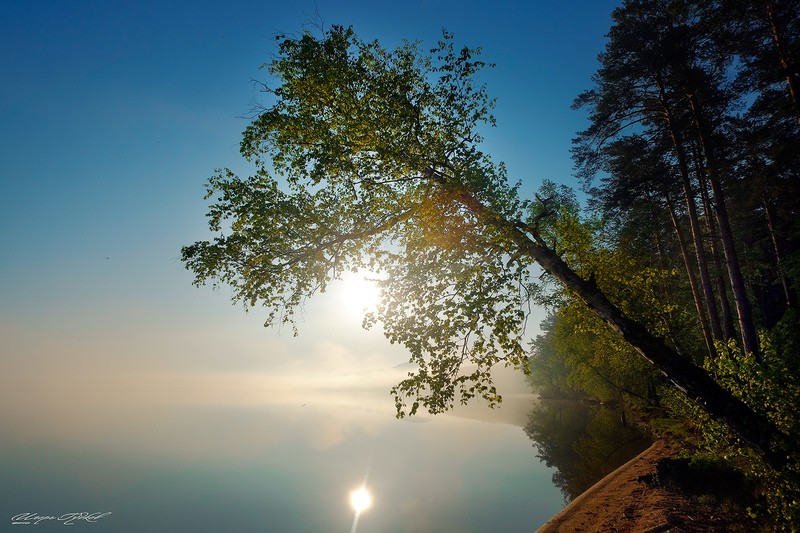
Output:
(183, 17), (798, 492)
(183, 27), (532, 416)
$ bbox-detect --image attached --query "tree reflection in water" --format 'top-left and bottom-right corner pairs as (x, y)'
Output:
(524, 401), (651, 502)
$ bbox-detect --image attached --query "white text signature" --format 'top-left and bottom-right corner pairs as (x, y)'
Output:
(12, 512), (112, 526)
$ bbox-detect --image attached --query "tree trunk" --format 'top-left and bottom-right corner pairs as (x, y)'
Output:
(521, 234), (792, 469)
(663, 103), (724, 343)
(665, 192), (716, 360)
(763, 191), (795, 309)
(454, 187), (795, 471)
(689, 94), (761, 361)
(699, 168), (736, 340)
(652, 222), (687, 357)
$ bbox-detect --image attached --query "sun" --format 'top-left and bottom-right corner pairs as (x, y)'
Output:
(350, 486), (372, 513)
(341, 271), (381, 319)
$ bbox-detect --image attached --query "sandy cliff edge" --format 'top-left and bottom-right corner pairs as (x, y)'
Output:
(535, 440), (676, 532)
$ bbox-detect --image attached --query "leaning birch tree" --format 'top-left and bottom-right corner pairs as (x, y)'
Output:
(182, 26), (794, 469)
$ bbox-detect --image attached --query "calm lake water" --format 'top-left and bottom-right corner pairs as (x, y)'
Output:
(1, 374), (647, 532)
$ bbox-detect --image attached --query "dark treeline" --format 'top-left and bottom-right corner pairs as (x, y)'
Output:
(528, 0), (800, 526)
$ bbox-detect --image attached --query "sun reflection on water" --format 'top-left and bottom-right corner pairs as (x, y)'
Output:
(349, 485), (373, 533)
(350, 486), (372, 512)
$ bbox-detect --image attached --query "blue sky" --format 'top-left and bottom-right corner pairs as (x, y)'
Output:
(1, 1), (619, 393)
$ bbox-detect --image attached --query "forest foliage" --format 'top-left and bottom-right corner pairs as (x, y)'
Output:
(526, 0), (800, 525)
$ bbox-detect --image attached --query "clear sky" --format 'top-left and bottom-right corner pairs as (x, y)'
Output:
(1, 1), (620, 398)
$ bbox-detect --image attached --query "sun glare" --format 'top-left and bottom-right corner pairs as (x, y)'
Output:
(350, 487), (372, 513)
(341, 272), (381, 319)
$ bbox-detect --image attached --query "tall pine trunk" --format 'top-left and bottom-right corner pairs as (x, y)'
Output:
(665, 192), (715, 359)
(652, 220), (688, 357)
(689, 94), (761, 361)
(660, 95), (724, 344)
(698, 168), (737, 340)
(763, 191), (795, 309)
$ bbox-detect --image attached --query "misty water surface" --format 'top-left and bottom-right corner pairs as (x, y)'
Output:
(1, 368), (572, 532)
